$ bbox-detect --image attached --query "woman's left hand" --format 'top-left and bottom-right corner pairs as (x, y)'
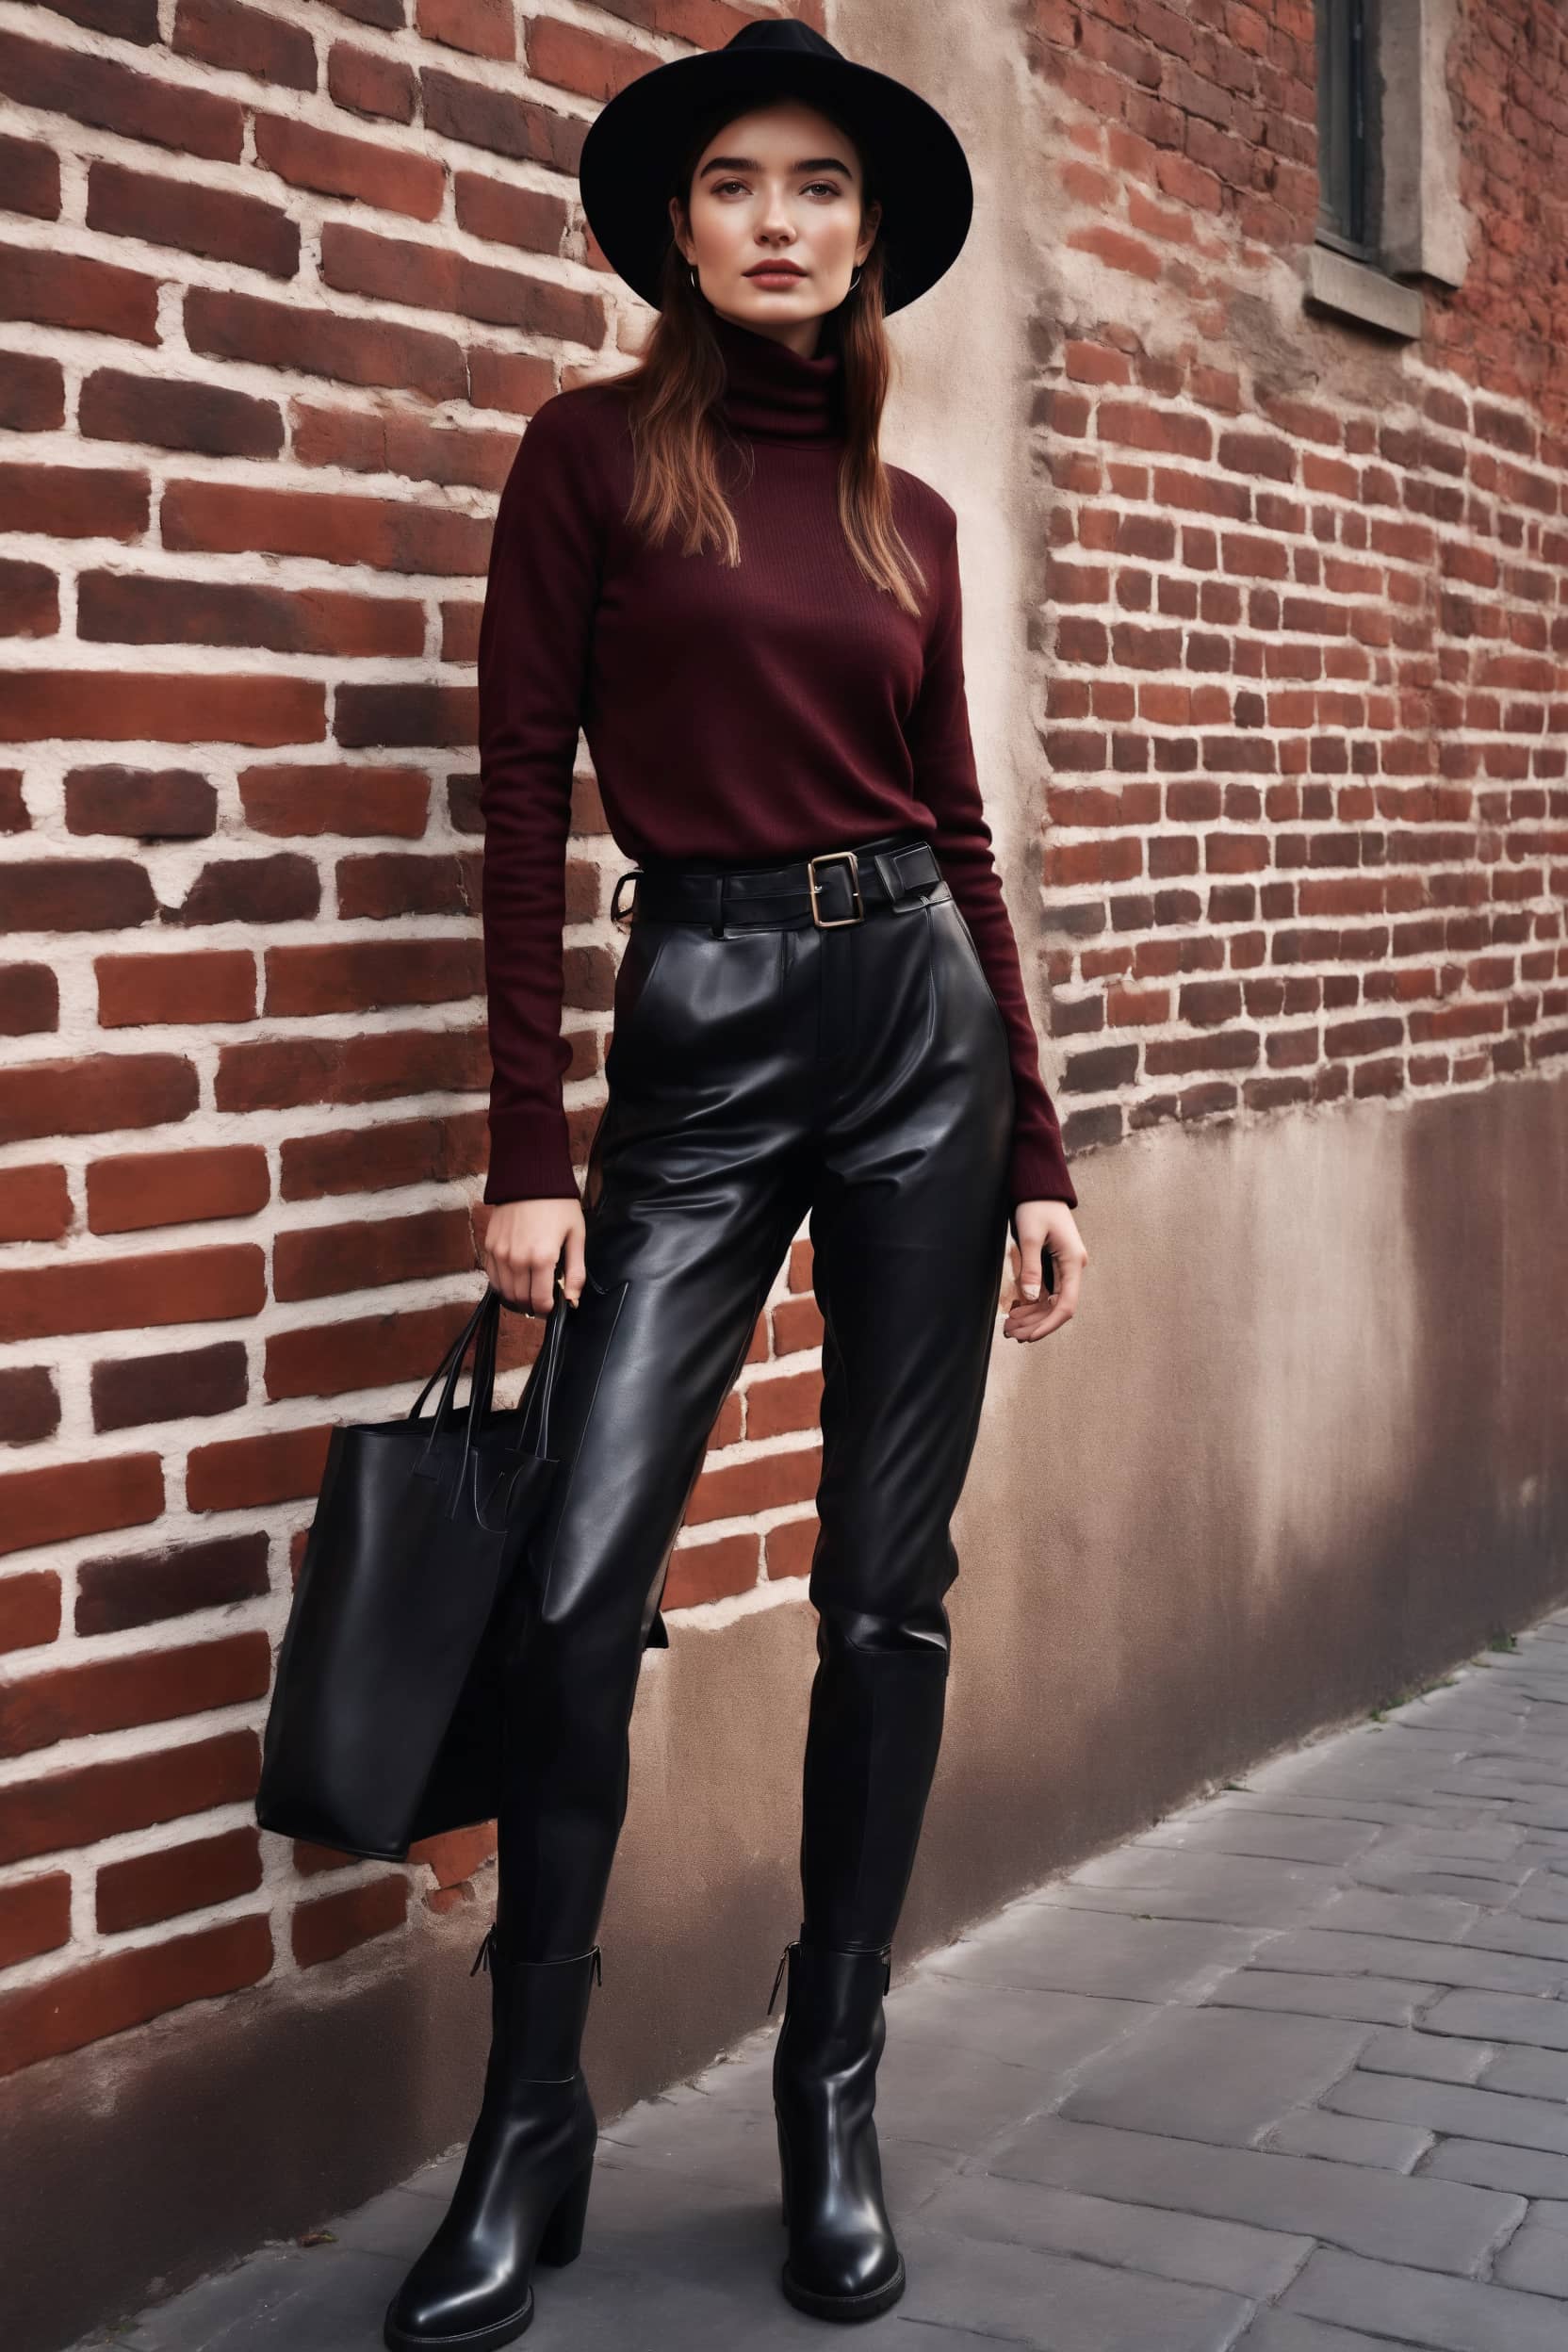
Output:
(1003, 1200), (1087, 1343)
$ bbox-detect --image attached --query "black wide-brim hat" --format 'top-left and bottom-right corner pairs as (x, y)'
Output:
(577, 20), (973, 318)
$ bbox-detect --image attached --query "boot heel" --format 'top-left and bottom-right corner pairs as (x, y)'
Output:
(536, 2158), (593, 2267)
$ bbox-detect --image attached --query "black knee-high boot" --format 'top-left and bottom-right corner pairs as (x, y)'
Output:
(767, 1605), (949, 2321)
(768, 1930), (905, 2323)
(384, 1929), (601, 2352)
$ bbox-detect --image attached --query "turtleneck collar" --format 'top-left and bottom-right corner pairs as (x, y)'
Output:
(710, 308), (844, 446)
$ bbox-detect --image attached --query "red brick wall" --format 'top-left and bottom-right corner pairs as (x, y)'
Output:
(1024, 0), (1567, 1159)
(0, 0), (826, 2082)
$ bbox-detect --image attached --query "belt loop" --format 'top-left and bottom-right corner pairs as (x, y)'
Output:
(870, 849), (903, 905)
(710, 871), (726, 939)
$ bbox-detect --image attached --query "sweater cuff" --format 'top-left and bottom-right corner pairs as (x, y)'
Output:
(1009, 1132), (1078, 1217)
(482, 1108), (581, 1207)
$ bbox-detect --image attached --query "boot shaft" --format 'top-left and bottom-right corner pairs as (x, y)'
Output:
(769, 1929), (891, 2070)
(473, 1927), (602, 2084)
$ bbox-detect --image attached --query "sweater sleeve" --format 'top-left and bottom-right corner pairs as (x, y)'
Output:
(905, 502), (1077, 1216)
(477, 392), (606, 1206)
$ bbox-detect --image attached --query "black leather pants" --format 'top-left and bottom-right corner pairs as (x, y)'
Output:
(495, 831), (1015, 1961)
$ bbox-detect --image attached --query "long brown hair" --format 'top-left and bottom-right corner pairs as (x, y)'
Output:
(604, 96), (928, 619)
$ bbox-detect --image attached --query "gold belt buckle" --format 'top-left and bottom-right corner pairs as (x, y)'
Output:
(807, 849), (864, 928)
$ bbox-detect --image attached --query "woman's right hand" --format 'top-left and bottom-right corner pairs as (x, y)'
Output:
(480, 1197), (587, 1315)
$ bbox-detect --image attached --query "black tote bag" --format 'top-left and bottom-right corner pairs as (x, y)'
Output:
(255, 1282), (571, 1862)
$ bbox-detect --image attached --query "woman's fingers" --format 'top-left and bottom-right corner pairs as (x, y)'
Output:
(559, 1225), (586, 1309)
(1002, 1211), (1087, 1343)
(479, 1199), (587, 1315)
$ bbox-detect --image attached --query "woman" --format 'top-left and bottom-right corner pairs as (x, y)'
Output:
(385, 22), (1088, 2350)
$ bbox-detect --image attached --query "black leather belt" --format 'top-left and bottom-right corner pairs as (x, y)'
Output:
(611, 832), (944, 937)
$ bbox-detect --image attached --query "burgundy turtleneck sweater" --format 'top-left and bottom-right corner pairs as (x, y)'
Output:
(477, 308), (1076, 1215)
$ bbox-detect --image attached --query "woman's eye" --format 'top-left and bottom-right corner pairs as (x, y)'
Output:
(710, 179), (843, 199)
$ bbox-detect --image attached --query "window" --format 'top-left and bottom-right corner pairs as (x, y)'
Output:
(1315, 0), (1373, 261)
(1305, 0), (1464, 337)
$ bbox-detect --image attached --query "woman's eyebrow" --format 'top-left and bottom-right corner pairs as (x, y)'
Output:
(697, 154), (857, 178)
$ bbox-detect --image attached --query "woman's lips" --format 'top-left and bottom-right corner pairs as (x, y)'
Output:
(746, 267), (806, 280)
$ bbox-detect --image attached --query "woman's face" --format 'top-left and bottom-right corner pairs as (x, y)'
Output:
(672, 99), (880, 353)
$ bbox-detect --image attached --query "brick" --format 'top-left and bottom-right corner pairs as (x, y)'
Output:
(0, 244), (159, 347)
(772, 1295), (824, 1357)
(165, 853), (320, 927)
(77, 382), (281, 466)
(186, 1423), (333, 1512)
(0, 458), (146, 538)
(75, 1531), (270, 1637)
(161, 478), (487, 578)
(264, 1298), (476, 1400)
(0, 671), (325, 747)
(687, 1445), (819, 1529)
(0, 129), (59, 220)
(252, 111), (444, 217)
(0, 1451), (164, 1561)
(172, 0), (318, 91)
(82, 573), (412, 655)
(764, 1514), (817, 1584)
(0, 555), (57, 634)
(287, 404), (514, 491)
(0, 1364), (59, 1444)
(408, 1823), (496, 1889)
(0, 1244), (265, 1342)
(0, 26), (244, 163)
(744, 1366), (824, 1441)
(0, 1913), (271, 2077)
(0, 1870), (71, 1969)
(90, 1339), (251, 1432)
(0, 1630), (272, 1760)
(293, 1839), (359, 1876)
(96, 1825), (263, 1934)
(63, 765), (218, 837)
(420, 62), (597, 183)
(185, 285), (467, 403)
(216, 1025), (491, 1115)
(327, 42), (418, 128)
(323, 0), (413, 45)
(0, 349), (64, 432)
(421, 0), (516, 65)
(279, 1108), (486, 1200)
(87, 1147), (270, 1234)
(453, 170), (566, 257)
(0, 1570), (62, 1654)
(0, 966), (58, 1037)
(263, 937), (482, 1017)
(0, 1728), (259, 1865)
(44, 0), (131, 38)
(319, 220), (592, 343)
(238, 762), (430, 837)
(335, 849), (478, 918)
(272, 1208), (475, 1301)
(95, 952), (256, 1029)
(662, 1533), (758, 1610)
(86, 158), (299, 276)
(0, 1054), (197, 1150)
(0, 858), (156, 932)
(291, 1873), (408, 1968)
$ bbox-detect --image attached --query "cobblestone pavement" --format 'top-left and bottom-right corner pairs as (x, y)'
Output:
(74, 1605), (1568, 2351)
